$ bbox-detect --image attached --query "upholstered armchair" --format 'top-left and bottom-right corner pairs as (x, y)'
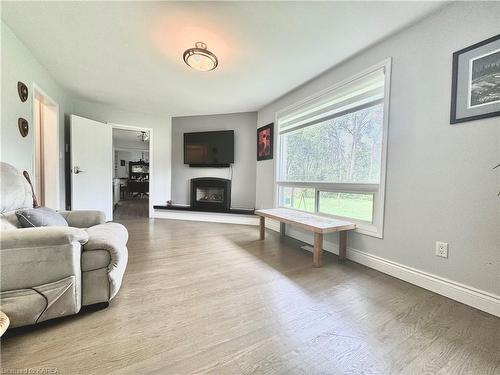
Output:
(0, 162), (128, 328)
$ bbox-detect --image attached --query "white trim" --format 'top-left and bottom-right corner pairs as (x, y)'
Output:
(110, 123), (154, 218)
(32, 83), (60, 210)
(377, 58), (392, 238)
(347, 248), (500, 317)
(153, 209), (259, 226)
(113, 146), (149, 152)
(273, 113), (280, 209)
(273, 58), (392, 239)
(281, 227), (499, 317)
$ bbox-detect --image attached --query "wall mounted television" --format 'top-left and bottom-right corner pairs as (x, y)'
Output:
(184, 130), (234, 167)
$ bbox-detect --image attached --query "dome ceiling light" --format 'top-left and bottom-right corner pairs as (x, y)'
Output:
(183, 42), (218, 72)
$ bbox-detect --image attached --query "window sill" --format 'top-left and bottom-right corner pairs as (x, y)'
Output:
(354, 223), (383, 239)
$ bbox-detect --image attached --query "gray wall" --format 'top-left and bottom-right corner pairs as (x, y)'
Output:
(256, 2), (500, 295)
(171, 112), (257, 209)
(72, 99), (172, 210)
(1, 21), (72, 209)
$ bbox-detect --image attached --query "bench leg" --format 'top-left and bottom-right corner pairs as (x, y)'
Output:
(259, 216), (265, 240)
(313, 232), (323, 267)
(339, 231), (347, 261)
(280, 222), (286, 237)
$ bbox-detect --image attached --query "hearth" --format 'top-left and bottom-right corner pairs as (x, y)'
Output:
(190, 177), (231, 212)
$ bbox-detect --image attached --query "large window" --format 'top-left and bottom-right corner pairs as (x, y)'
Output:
(276, 60), (391, 237)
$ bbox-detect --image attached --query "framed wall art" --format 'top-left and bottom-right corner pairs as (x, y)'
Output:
(450, 34), (500, 124)
(257, 123), (273, 161)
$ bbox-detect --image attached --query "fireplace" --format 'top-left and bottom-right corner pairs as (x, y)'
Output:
(190, 177), (231, 212)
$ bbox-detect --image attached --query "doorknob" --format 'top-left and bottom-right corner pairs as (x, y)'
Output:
(73, 166), (85, 174)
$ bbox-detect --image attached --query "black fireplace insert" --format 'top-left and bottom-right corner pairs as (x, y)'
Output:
(190, 177), (231, 212)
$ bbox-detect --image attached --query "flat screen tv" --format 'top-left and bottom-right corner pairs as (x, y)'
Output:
(184, 130), (234, 167)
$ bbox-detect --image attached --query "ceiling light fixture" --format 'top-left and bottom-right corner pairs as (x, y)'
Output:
(138, 131), (150, 142)
(183, 42), (218, 72)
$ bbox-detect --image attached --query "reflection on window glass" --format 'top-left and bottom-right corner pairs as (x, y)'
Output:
(281, 187), (315, 213)
(319, 192), (373, 222)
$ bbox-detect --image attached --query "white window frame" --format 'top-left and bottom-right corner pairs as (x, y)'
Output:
(274, 58), (392, 238)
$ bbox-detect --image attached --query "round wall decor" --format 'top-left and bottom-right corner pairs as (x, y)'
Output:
(17, 81), (28, 102)
(18, 118), (29, 137)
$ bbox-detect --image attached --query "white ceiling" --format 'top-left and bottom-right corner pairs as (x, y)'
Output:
(2, 1), (446, 117)
(113, 129), (149, 150)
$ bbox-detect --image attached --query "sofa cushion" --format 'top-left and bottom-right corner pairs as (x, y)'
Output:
(16, 207), (68, 228)
(1, 212), (20, 230)
(0, 162), (33, 213)
(58, 210), (106, 228)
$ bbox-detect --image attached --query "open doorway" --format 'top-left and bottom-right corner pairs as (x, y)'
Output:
(112, 126), (151, 219)
(33, 85), (60, 209)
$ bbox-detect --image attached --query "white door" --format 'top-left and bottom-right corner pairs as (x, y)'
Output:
(71, 115), (113, 220)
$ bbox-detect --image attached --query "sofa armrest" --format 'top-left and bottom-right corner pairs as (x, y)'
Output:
(58, 210), (106, 228)
(83, 222), (128, 301)
(0, 227), (88, 249)
(0, 227), (87, 292)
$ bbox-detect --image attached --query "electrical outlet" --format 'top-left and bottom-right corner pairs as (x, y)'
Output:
(435, 241), (448, 258)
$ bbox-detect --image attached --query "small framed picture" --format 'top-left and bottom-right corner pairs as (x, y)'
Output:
(257, 123), (274, 161)
(450, 34), (500, 124)
(120, 160), (125, 166)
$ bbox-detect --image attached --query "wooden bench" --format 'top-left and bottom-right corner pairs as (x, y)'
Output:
(255, 208), (356, 267)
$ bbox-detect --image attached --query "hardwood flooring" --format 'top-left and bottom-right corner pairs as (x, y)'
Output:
(113, 198), (149, 219)
(1, 219), (499, 374)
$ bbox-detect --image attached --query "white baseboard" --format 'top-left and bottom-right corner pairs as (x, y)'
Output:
(153, 209), (259, 226)
(270, 223), (500, 317)
(347, 248), (500, 317)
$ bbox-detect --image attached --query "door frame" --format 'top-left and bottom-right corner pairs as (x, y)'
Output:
(32, 83), (60, 209)
(110, 123), (154, 218)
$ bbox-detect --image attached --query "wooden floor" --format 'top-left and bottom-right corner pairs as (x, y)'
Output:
(113, 197), (149, 219)
(1, 219), (499, 374)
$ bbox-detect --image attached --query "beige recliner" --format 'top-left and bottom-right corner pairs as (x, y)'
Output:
(0, 162), (128, 328)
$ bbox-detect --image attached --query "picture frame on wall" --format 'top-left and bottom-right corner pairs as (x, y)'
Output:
(257, 123), (274, 161)
(450, 34), (500, 124)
